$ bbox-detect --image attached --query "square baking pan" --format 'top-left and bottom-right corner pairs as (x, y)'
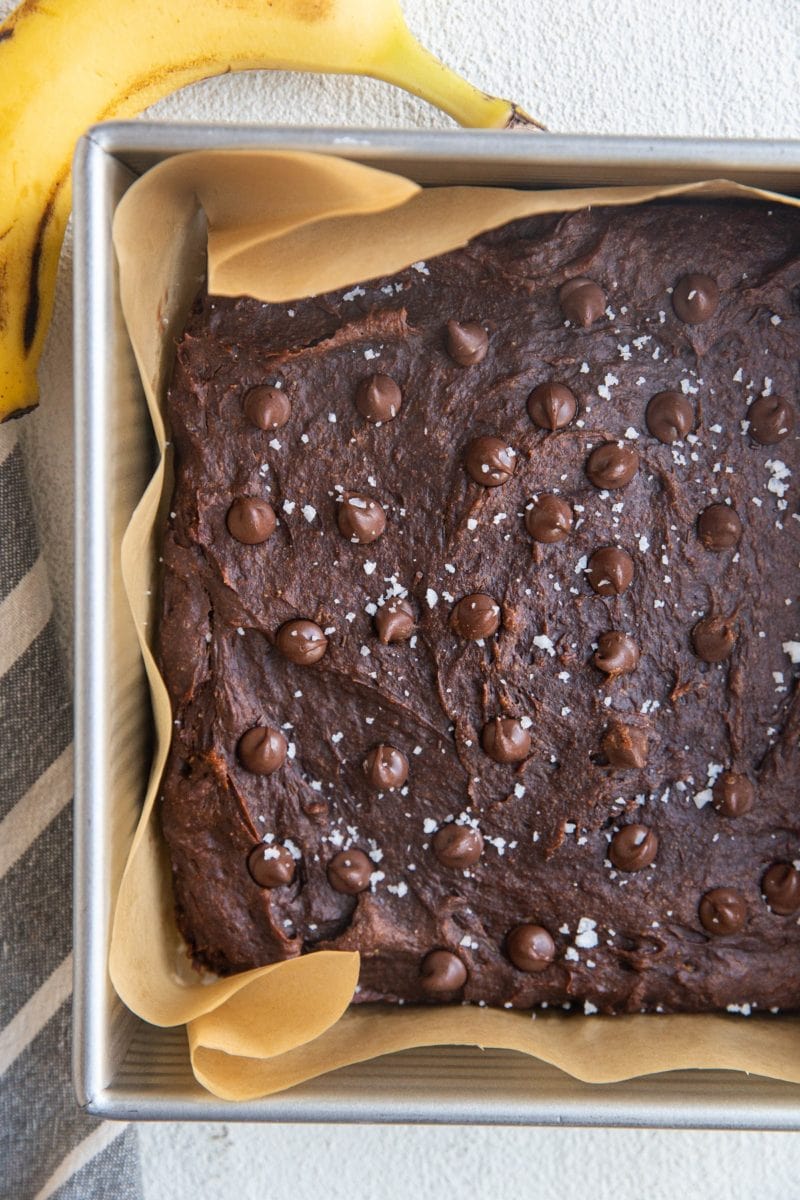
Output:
(73, 120), (800, 1125)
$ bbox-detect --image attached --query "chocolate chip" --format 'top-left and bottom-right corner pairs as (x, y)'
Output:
(464, 436), (517, 487)
(445, 320), (488, 366)
(527, 382), (577, 431)
(237, 726), (287, 775)
(593, 631), (639, 676)
(586, 546), (634, 596)
(609, 824), (658, 872)
(481, 717), (531, 763)
(247, 842), (296, 888)
(586, 443), (639, 490)
(363, 744), (409, 790)
(645, 391), (694, 443)
(506, 924), (556, 973)
(327, 849), (373, 895)
(712, 772), (754, 817)
(226, 497), (276, 545)
(243, 385), (291, 430)
(699, 887), (746, 935)
(525, 494), (573, 543)
(337, 493), (387, 544)
(374, 598), (415, 644)
(355, 373), (403, 423)
(419, 949), (468, 993)
(432, 824), (484, 869)
(559, 277), (606, 327)
(692, 615), (736, 663)
(747, 395), (795, 445)
(672, 273), (719, 324)
(762, 863), (800, 915)
(276, 619), (328, 665)
(602, 723), (648, 769)
(450, 593), (501, 640)
(697, 504), (742, 551)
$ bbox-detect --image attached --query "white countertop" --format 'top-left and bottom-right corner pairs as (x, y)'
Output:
(7, 0), (800, 1192)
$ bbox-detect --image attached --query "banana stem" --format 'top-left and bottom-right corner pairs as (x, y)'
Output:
(372, 25), (543, 130)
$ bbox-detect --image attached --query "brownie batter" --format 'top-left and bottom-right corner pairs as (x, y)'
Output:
(158, 201), (800, 1015)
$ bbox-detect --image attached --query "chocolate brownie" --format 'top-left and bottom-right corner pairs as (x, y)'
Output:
(158, 200), (800, 1014)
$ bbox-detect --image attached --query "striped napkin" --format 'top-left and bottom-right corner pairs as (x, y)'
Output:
(0, 424), (141, 1199)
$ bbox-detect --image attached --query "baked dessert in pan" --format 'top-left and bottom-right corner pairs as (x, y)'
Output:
(158, 200), (800, 1014)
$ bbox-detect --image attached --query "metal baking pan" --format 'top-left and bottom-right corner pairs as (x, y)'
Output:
(73, 121), (800, 1125)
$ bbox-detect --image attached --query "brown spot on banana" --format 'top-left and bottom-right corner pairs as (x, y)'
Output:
(281, 0), (334, 19)
(504, 104), (546, 130)
(225, 0), (333, 19)
(23, 195), (55, 354)
(6, 0), (41, 19)
(0, 261), (7, 335)
(0, 0), (40, 40)
(2, 403), (38, 423)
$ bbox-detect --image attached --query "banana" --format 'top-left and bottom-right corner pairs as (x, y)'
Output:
(0, 0), (539, 420)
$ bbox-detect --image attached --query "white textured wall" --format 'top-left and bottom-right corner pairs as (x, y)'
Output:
(5, 0), (800, 1191)
(139, 1121), (800, 1200)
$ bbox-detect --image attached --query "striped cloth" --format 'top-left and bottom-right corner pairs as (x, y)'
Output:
(0, 425), (141, 1199)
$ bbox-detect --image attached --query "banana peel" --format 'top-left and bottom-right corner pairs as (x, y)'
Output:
(0, 0), (541, 420)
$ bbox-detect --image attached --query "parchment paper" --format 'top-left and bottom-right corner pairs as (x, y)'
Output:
(110, 148), (800, 1101)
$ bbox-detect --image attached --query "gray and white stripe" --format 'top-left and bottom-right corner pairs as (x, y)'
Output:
(0, 426), (141, 1200)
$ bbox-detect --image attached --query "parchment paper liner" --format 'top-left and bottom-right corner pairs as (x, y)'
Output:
(109, 149), (800, 1102)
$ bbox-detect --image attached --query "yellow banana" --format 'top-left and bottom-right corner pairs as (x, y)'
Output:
(0, 0), (539, 420)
